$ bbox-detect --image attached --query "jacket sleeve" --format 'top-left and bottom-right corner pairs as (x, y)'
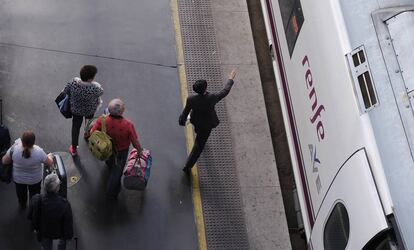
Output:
(27, 195), (37, 220)
(63, 82), (71, 95)
(179, 98), (191, 126)
(93, 83), (104, 97)
(214, 79), (234, 103)
(91, 117), (102, 132)
(27, 194), (41, 230)
(63, 202), (74, 240)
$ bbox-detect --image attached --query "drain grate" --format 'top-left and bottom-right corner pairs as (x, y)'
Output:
(177, 0), (250, 249)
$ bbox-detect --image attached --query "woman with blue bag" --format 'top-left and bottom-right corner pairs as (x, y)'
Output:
(63, 65), (104, 156)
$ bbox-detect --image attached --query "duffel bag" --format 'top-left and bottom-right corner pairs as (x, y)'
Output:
(123, 148), (152, 190)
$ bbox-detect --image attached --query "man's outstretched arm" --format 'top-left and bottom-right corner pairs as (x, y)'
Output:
(215, 69), (237, 102)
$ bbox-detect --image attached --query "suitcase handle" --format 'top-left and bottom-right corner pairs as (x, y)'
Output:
(44, 154), (68, 198)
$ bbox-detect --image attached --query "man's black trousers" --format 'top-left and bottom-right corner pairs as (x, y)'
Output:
(185, 128), (212, 169)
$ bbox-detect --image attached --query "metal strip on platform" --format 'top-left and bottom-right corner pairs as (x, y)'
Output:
(177, 0), (250, 249)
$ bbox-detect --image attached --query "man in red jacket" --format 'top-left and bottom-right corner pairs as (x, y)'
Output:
(91, 98), (143, 199)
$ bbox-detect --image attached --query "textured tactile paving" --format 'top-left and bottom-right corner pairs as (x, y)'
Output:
(177, 0), (250, 249)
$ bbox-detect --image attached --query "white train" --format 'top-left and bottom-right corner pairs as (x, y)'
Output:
(260, 0), (414, 249)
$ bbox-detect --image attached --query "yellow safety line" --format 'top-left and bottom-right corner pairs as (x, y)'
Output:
(171, 1), (207, 249)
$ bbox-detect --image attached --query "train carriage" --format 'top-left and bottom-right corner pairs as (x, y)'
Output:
(260, 0), (414, 249)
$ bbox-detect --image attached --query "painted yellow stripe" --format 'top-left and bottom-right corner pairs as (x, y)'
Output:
(171, 1), (207, 249)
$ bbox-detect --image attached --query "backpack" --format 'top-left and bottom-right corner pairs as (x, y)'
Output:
(88, 115), (113, 160)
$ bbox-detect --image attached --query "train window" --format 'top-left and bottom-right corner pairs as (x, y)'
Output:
(347, 46), (379, 113)
(371, 237), (397, 250)
(352, 50), (366, 67)
(323, 203), (350, 250)
(358, 72), (377, 109)
(277, 0), (304, 56)
(363, 232), (398, 250)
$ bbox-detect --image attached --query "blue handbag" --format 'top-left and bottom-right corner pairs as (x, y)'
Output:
(55, 91), (72, 119)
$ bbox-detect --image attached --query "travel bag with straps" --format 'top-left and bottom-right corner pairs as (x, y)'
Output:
(0, 99), (12, 183)
(88, 115), (113, 160)
(0, 146), (14, 183)
(55, 83), (72, 119)
(123, 148), (152, 190)
(0, 99), (11, 154)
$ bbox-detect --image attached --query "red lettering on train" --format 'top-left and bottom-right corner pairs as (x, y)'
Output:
(302, 55), (325, 141)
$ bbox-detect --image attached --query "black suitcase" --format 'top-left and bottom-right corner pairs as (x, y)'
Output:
(43, 154), (68, 198)
(0, 99), (11, 183)
(0, 99), (11, 154)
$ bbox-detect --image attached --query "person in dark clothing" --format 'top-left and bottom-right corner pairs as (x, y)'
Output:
(179, 69), (237, 174)
(28, 173), (73, 250)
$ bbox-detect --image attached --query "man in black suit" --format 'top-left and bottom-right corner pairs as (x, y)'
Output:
(179, 69), (237, 174)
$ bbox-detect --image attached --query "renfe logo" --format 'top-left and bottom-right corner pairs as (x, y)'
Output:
(309, 144), (322, 194)
(302, 55), (325, 141)
(302, 55), (326, 195)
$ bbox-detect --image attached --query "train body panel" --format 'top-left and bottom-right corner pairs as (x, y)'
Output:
(340, 0), (414, 248)
(261, 0), (414, 248)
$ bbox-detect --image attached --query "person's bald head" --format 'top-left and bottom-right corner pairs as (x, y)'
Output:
(108, 98), (125, 116)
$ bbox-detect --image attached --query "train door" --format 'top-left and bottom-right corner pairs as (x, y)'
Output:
(309, 149), (388, 249)
(386, 11), (414, 105)
(372, 7), (414, 156)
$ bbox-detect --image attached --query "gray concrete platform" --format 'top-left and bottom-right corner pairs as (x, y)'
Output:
(210, 1), (292, 249)
(0, 0), (292, 249)
(0, 0), (197, 249)
(176, 0), (292, 249)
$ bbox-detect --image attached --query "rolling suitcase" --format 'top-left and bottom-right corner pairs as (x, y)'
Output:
(43, 154), (68, 198)
(0, 99), (11, 154)
(0, 99), (11, 183)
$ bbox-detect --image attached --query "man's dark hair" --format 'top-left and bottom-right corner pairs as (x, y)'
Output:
(193, 80), (207, 94)
(80, 65), (98, 81)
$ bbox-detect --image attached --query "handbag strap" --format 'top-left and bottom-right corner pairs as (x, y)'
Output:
(101, 115), (107, 133)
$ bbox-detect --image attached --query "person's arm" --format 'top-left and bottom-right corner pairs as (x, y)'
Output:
(90, 117), (102, 133)
(179, 98), (191, 126)
(27, 194), (40, 220)
(2, 148), (12, 165)
(63, 81), (72, 95)
(214, 69), (237, 103)
(27, 194), (41, 231)
(93, 82), (104, 97)
(132, 139), (143, 155)
(129, 122), (143, 154)
(42, 153), (54, 167)
(63, 202), (74, 240)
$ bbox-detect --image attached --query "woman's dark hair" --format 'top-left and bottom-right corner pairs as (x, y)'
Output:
(193, 80), (207, 94)
(80, 65), (98, 81)
(21, 131), (35, 159)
